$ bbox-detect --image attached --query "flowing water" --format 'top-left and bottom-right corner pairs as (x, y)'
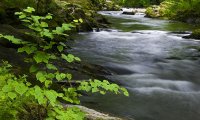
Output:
(70, 11), (200, 120)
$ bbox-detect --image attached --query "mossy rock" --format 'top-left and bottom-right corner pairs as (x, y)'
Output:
(190, 29), (200, 39)
(122, 11), (135, 15)
(145, 5), (160, 18)
(183, 29), (200, 40)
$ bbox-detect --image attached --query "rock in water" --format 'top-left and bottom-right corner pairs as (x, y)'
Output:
(122, 11), (135, 15)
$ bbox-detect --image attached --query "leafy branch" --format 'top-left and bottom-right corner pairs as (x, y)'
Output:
(0, 7), (129, 119)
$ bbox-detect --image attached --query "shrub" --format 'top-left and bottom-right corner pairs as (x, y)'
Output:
(0, 7), (129, 119)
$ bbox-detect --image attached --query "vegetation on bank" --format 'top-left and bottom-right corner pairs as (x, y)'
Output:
(0, 0), (120, 32)
(144, 0), (200, 39)
(113, 0), (165, 7)
(145, 0), (200, 22)
(0, 1), (128, 120)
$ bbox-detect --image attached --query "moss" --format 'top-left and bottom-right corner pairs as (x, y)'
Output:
(1, 0), (37, 9)
(191, 29), (200, 39)
(146, 0), (200, 24)
(183, 29), (200, 40)
(145, 5), (160, 18)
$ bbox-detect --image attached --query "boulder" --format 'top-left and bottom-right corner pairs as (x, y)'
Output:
(183, 29), (200, 40)
(145, 5), (161, 18)
(66, 105), (123, 120)
(122, 11), (135, 15)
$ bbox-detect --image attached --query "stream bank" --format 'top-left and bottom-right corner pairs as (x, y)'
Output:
(144, 1), (200, 40)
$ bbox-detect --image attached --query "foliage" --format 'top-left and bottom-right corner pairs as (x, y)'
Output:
(0, 7), (129, 119)
(1, 0), (37, 8)
(189, 29), (200, 39)
(146, 0), (200, 21)
(114, 0), (165, 7)
(145, 5), (161, 18)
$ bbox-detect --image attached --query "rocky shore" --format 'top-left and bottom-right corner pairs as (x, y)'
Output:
(66, 105), (124, 120)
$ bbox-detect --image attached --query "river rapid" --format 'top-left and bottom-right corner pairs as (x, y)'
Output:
(70, 11), (200, 120)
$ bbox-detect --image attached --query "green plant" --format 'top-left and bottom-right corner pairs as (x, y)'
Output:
(0, 7), (129, 119)
(116, 0), (165, 7)
(148, 0), (200, 20)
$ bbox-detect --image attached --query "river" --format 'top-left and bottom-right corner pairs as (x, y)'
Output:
(70, 11), (200, 120)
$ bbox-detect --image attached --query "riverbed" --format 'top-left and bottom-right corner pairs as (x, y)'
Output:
(70, 11), (200, 120)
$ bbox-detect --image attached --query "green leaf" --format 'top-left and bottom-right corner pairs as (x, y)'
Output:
(53, 27), (64, 35)
(100, 91), (106, 95)
(26, 82), (32, 87)
(45, 90), (57, 106)
(8, 92), (17, 100)
(0, 34), (3, 38)
(66, 73), (72, 80)
(45, 80), (52, 88)
(31, 15), (40, 24)
(3, 35), (26, 44)
(57, 45), (64, 52)
(33, 51), (50, 63)
(79, 18), (83, 23)
(78, 81), (91, 92)
(59, 42), (66, 47)
(45, 13), (53, 19)
(50, 54), (57, 60)
(19, 14), (26, 19)
(41, 22), (48, 28)
(62, 23), (71, 30)
(61, 54), (74, 63)
(56, 73), (66, 81)
(41, 29), (54, 39)
(21, 19), (31, 23)
(43, 41), (55, 50)
(15, 83), (28, 95)
(34, 86), (45, 105)
(74, 57), (81, 62)
(29, 64), (38, 73)
(18, 45), (37, 54)
(47, 73), (55, 79)
(24, 7), (35, 13)
(73, 20), (79, 23)
(36, 71), (47, 83)
(121, 87), (129, 96)
(92, 87), (99, 93)
(2, 85), (12, 92)
(46, 64), (57, 70)
(15, 12), (23, 15)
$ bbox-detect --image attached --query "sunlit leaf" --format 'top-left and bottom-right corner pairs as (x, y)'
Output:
(33, 51), (50, 63)
(8, 92), (17, 100)
(24, 7), (35, 13)
(15, 83), (28, 95)
(79, 18), (83, 23)
(18, 45), (37, 54)
(61, 54), (74, 63)
(40, 22), (48, 28)
(73, 20), (79, 23)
